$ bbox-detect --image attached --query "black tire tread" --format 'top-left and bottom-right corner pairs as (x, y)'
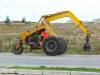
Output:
(42, 36), (67, 56)
(12, 44), (23, 55)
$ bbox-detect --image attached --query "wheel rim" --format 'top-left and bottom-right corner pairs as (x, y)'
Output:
(46, 40), (57, 52)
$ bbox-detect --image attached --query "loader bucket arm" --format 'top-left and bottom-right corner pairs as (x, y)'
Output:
(43, 11), (91, 36)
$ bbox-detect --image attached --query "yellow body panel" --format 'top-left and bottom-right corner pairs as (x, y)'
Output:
(20, 31), (30, 41)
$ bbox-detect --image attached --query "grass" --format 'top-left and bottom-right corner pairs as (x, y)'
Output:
(0, 22), (100, 54)
(9, 66), (100, 72)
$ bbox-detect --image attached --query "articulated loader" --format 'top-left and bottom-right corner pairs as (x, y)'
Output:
(12, 10), (91, 56)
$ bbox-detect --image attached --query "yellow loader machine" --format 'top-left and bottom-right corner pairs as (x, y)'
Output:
(12, 10), (91, 56)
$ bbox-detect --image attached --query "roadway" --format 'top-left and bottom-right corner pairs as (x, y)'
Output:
(0, 53), (100, 68)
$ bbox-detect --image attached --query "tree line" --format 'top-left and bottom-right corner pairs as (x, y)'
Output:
(4, 16), (26, 24)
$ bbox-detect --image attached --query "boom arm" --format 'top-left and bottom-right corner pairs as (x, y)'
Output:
(43, 11), (91, 36)
(21, 10), (91, 41)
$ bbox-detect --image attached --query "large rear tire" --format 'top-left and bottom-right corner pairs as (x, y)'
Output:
(42, 36), (67, 56)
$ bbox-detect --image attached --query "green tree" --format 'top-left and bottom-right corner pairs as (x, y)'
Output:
(22, 17), (26, 23)
(5, 16), (10, 24)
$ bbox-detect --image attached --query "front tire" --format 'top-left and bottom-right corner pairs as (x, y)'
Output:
(12, 43), (23, 55)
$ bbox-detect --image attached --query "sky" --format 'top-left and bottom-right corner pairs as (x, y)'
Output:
(0, 0), (100, 22)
